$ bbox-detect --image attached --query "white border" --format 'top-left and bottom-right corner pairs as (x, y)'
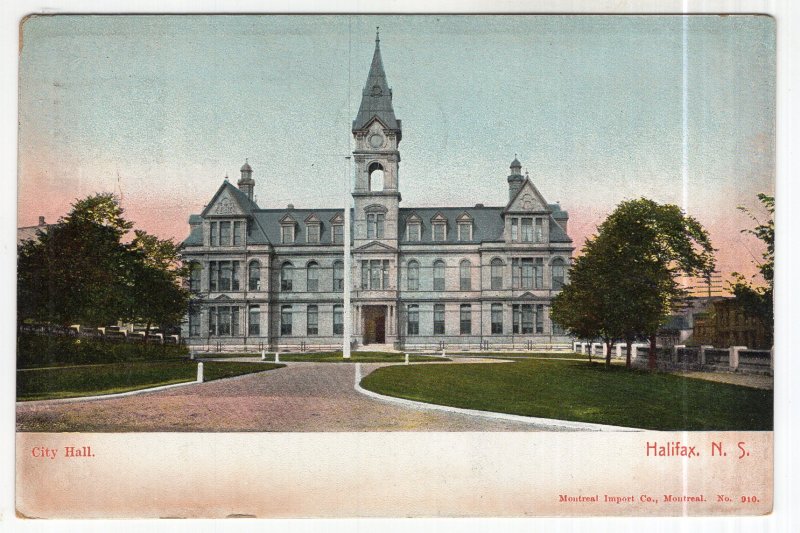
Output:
(2, 2), (797, 533)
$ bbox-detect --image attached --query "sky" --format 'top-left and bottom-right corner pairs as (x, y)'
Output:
(17, 14), (775, 284)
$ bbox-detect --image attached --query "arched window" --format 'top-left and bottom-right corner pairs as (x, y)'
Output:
(306, 262), (319, 292)
(407, 260), (419, 291)
(280, 262), (293, 292)
(459, 260), (471, 290)
(189, 262), (202, 292)
(433, 260), (445, 291)
(552, 258), (566, 290)
(491, 258), (504, 290)
(248, 260), (260, 291)
(368, 162), (384, 191)
(333, 261), (344, 291)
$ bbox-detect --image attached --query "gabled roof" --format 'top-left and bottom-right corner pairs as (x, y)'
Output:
(352, 33), (401, 134)
(505, 177), (551, 214)
(279, 213), (297, 224)
(304, 213), (321, 224)
(200, 180), (259, 218)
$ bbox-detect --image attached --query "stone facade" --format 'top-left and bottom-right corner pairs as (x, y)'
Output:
(180, 34), (574, 351)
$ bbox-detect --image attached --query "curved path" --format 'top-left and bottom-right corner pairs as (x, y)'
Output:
(17, 360), (587, 432)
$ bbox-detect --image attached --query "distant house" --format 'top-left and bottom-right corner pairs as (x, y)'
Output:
(692, 297), (770, 349)
(17, 216), (51, 244)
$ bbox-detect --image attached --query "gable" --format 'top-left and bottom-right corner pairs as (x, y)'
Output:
(430, 212), (448, 224)
(279, 213), (297, 224)
(329, 212), (344, 224)
(305, 213), (321, 224)
(456, 211), (473, 223)
(202, 185), (249, 217)
(406, 212), (422, 223)
(506, 179), (550, 213)
(355, 241), (397, 253)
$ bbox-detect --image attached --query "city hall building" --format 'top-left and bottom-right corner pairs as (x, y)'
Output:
(181, 34), (574, 351)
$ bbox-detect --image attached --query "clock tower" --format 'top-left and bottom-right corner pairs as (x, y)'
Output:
(350, 29), (402, 347)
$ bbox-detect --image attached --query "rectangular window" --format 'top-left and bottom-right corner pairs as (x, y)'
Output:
(281, 305), (292, 336)
(367, 213), (376, 239)
(535, 304), (544, 334)
(333, 305), (344, 335)
(219, 221), (231, 246)
(307, 305), (318, 335)
(307, 224), (320, 244)
(208, 307), (217, 336)
(535, 218), (544, 243)
(361, 260), (369, 289)
(209, 222), (218, 246)
(281, 225), (293, 244)
(248, 306), (260, 336)
(219, 262), (232, 291)
(511, 218), (518, 241)
(460, 304), (472, 335)
(189, 309), (200, 337)
(522, 304), (534, 334)
(512, 305), (520, 334)
(408, 223), (420, 242)
(370, 260), (381, 289)
(281, 265), (293, 292)
(491, 304), (503, 334)
(512, 259), (519, 289)
(333, 224), (343, 244)
(217, 306), (231, 336)
(552, 319), (565, 335)
(433, 223), (445, 242)
(231, 261), (240, 291)
(521, 258), (534, 289)
(433, 304), (445, 335)
(376, 213), (385, 238)
(521, 218), (533, 242)
(407, 305), (419, 335)
(209, 262), (218, 291)
(307, 265), (319, 292)
(460, 262), (471, 290)
(233, 221), (244, 246)
(382, 260), (389, 289)
(513, 304), (534, 334)
(333, 262), (344, 291)
(458, 223), (471, 241)
(534, 258), (544, 289)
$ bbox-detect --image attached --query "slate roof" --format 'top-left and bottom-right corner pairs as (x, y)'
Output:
(352, 34), (401, 133)
(183, 188), (571, 247)
(398, 206), (571, 244)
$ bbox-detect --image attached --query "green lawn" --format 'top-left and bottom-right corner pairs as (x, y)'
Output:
(458, 351), (591, 360)
(17, 361), (283, 401)
(360, 358), (773, 431)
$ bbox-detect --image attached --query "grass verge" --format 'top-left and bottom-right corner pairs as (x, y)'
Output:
(359, 358), (772, 431)
(17, 361), (283, 401)
(275, 351), (447, 363)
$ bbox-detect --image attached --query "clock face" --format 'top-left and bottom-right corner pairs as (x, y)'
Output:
(369, 134), (383, 149)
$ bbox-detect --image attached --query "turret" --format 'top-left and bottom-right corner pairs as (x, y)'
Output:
(238, 159), (255, 200)
(507, 156), (524, 202)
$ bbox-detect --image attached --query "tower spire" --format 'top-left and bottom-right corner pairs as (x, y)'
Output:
(352, 31), (401, 137)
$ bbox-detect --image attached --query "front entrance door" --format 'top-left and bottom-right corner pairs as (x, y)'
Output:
(363, 306), (386, 344)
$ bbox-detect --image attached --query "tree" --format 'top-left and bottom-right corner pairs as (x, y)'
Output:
(551, 198), (715, 368)
(18, 193), (189, 333)
(729, 193), (773, 347)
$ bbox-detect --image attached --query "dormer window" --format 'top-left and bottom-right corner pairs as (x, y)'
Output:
(431, 213), (447, 242)
(521, 218), (533, 242)
(280, 213), (297, 244)
(330, 213), (345, 244)
(407, 222), (421, 241)
(511, 218), (519, 241)
(281, 225), (294, 244)
(456, 212), (473, 242)
(305, 214), (321, 244)
(535, 217), (544, 243)
(433, 223), (446, 241)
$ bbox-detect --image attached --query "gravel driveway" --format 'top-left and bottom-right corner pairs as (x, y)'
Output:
(16, 361), (574, 432)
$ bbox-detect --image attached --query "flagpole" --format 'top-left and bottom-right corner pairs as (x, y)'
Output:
(343, 155), (352, 359)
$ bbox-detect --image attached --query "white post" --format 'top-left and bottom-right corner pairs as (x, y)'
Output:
(730, 346), (747, 371)
(700, 345), (713, 366)
(442, 349), (446, 358)
(602, 343), (609, 357)
(343, 156), (352, 359)
(405, 353), (409, 365)
(616, 344), (623, 359)
(673, 345), (685, 364)
(261, 349), (266, 361)
(190, 351), (195, 360)
(197, 362), (204, 383)
(770, 346), (774, 370)
(275, 352), (280, 364)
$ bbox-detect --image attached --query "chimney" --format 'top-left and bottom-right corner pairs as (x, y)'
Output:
(507, 156), (524, 202)
(38, 216), (46, 226)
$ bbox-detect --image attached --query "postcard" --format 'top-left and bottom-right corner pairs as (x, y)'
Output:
(14, 14), (775, 519)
